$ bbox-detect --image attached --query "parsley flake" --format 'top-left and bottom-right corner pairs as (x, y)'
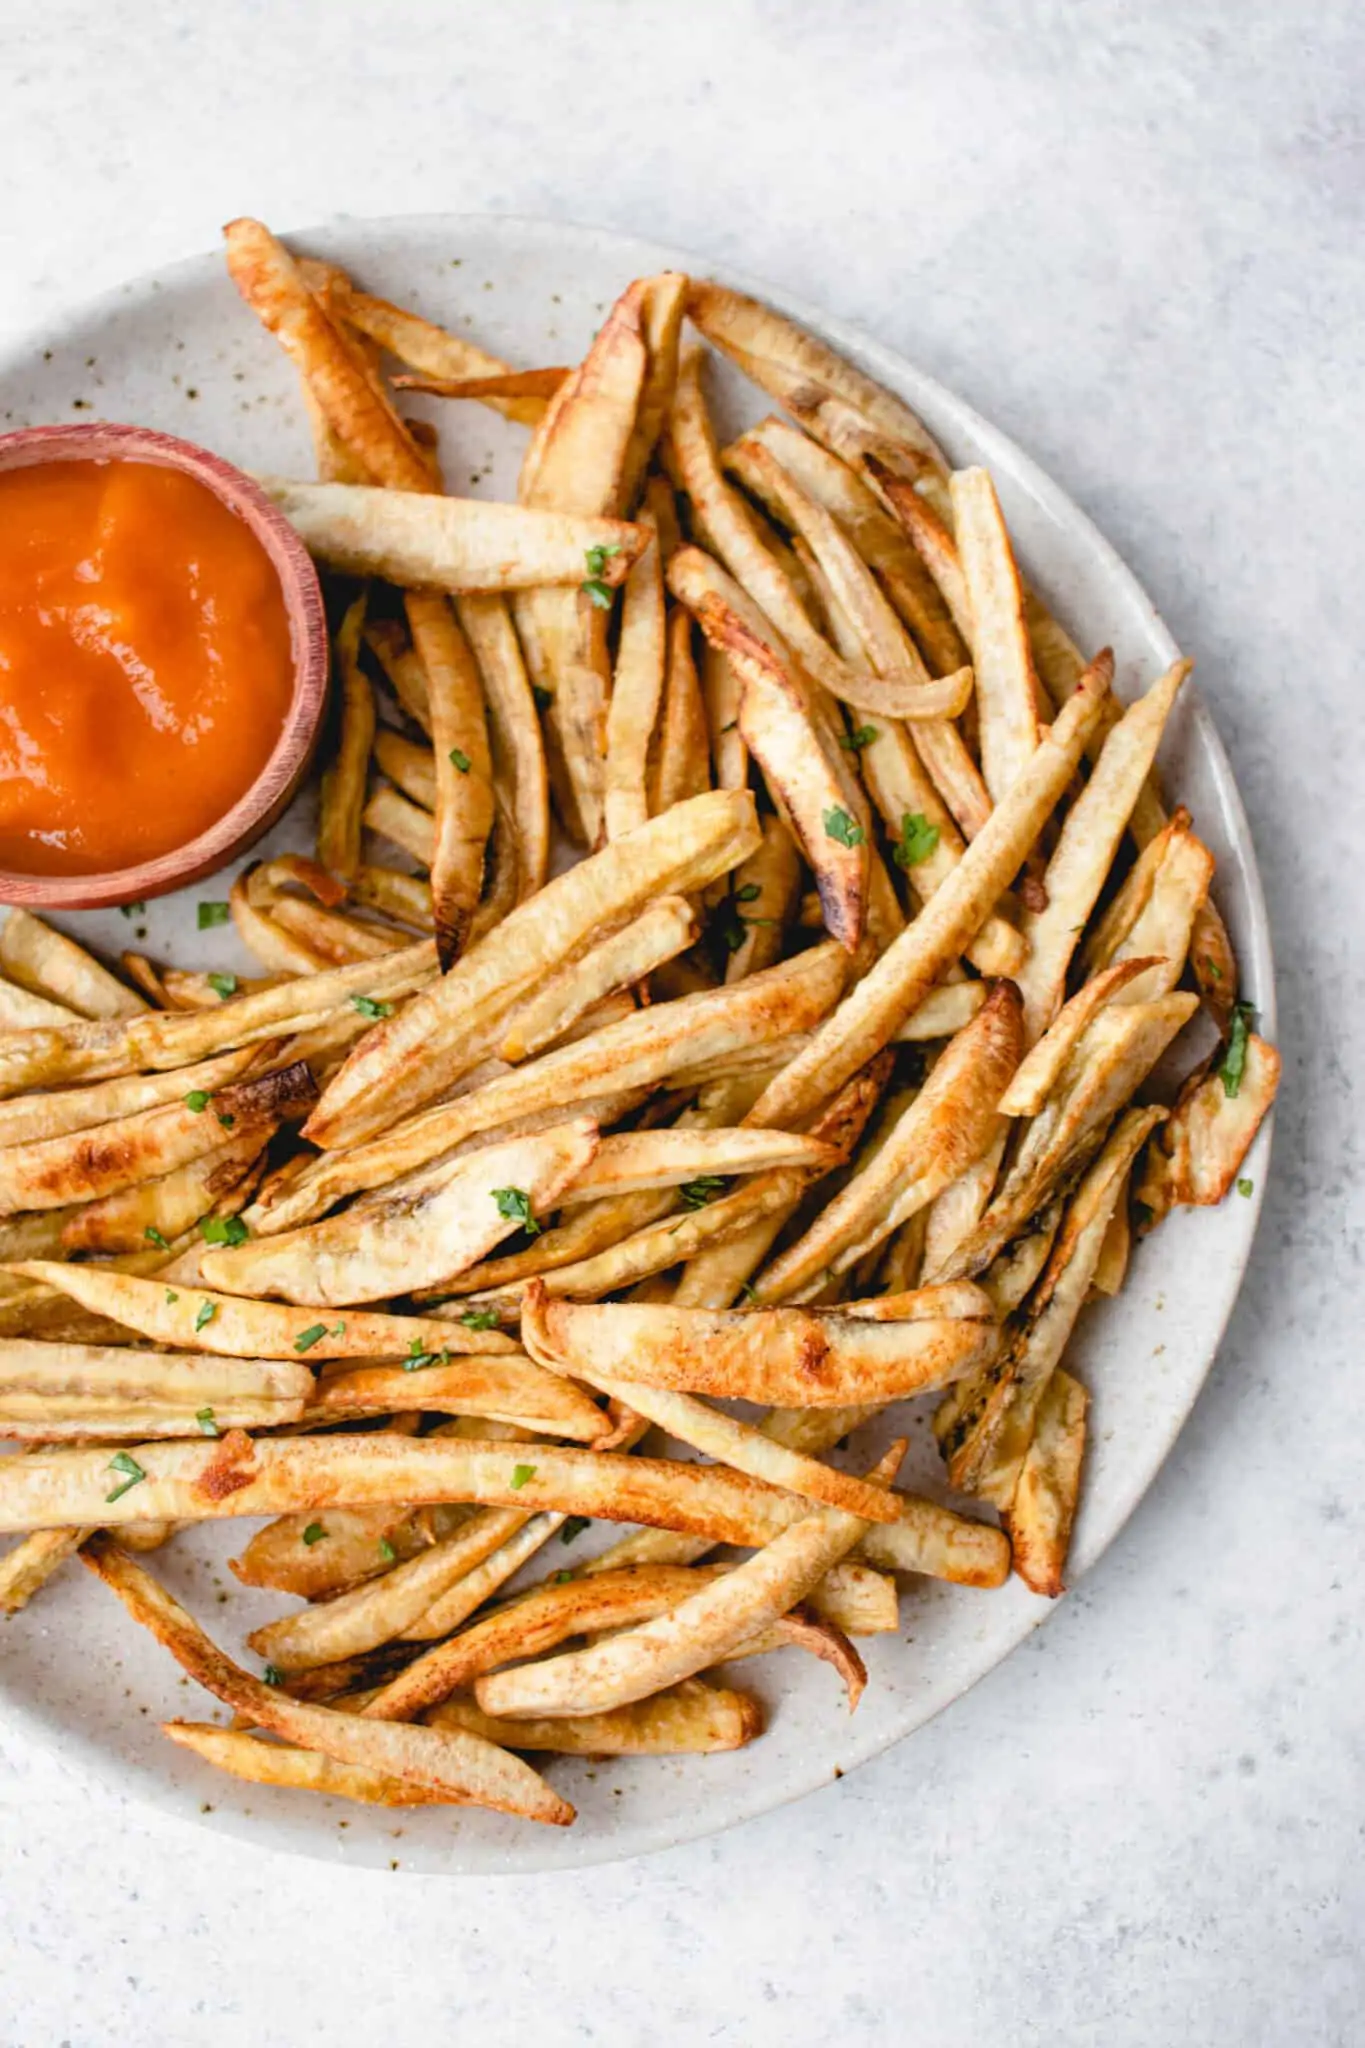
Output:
(144, 1226), (169, 1250)
(164, 1289), (179, 1305)
(262, 1663), (284, 1688)
(448, 748), (471, 773)
(823, 805), (864, 848)
(735, 883), (762, 904)
(208, 972), (238, 1001)
(105, 1450), (147, 1503)
(377, 1537), (396, 1562)
(561, 1516), (589, 1545)
(738, 1281), (760, 1306)
(185, 1089), (211, 1113)
(554, 1569), (574, 1584)
(840, 724), (879, 753)
(1218, 1002), (1255, 1099)
(581, 578), (614, 609)
(200, 1215), (248, 1247)
(510, 1463), (537, 1490)
(1237, 1177), (1254, 1198)
(197, 900), (230, 930)
(893, 811), (941, 869)
(459, 1308), (501, 1332)
(293, 1323), (329, 1353)
(351, 994), (394, 1022)
(216, 1110), (235, 1130)
(584, 543), (623, 579)
(403, 1338), (450, 1373)
(302, 1522), (327, 1546)
(493, 1186), (539, 1235)
(196, 1407), (219, 1438)
(194, 1300), (216, 1333)
(680, 1175), (726, 1210)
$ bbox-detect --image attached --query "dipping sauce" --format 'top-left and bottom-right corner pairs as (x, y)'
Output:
(0, 458), (295, 875)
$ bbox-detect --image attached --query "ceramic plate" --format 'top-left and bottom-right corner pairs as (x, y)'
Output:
(0, 215), (1275, 1873)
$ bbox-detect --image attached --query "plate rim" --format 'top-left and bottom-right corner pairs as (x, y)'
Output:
(0, 210), (1277, 1874)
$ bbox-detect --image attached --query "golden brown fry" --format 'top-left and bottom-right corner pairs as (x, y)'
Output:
(362, 783), (433, 867)
(0, 976), (79, 1028)
(0, 1526), (89, 1614)
(316, 591), (374, 882)
(393, 366), (569, 403)
(473, 1441), (904, 1718)
(372, 728), (435, 811)
(740, 657), (1112, 1133)
(230, 1504), (442, 1598)
(0, 910), (147, 1021)
(0, 1337), (310, 1440)
(324, 279), (549, 428)
(496, 897), (689, 1062)
(949, 468), (1042, 799)
(405, 592), (494, 966)
(308, 1355), (607, 1440)
(429, 1681), (762, 1755)
(455, 593), (550, 901)
(304, 788), (759, 1148)
(163, 1723), (446, 1805)
(997, 956), (1165, 1119)
(1015, 660), (1189, 1041)
(1137, 1032), (1279, 1210)
(560, 1125), (838, 1205)
(755, 983), (1023, 1299)
(201, 1117), (599, 1306)
(83, 1535), (571, 1822)
(0, 1046), (262, 1152)
(351, 865), (434, 933)
(648, 609), (711, 817)
(1004, 1368), (1088, 1596)
(603, 503), (666, 838)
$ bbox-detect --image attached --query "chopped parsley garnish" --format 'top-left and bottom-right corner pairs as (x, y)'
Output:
(582, 578), (614, 609)
(1203, 957), (1224, 981)
(581, 543), (622, 606)
(164, 1289), (179, 1305)
(403, 1338), (450, 1373)
(561, 1516), (589, 1545)
(377, 1537), (396, 1562)
(680, 1175), (726, 1210)
(262, 1664), (284, 1688)
(216, 1110), (235, 1130)
(293, 1323), (329, 1353)
(185, 1090), (211, 1113)
(448, 748), (471, 773)
(493, 1186), (538, 1235)
(554, 1569), (574, 1584)
(200, 1214), (248, 1247)
(302, 1522), (327, 1546)
(1218, 1002), (1255, 1099)
(207, 972), (238, 1001)
(105, 1451), (147, 1503)
(840, 724), (879, 753)
(585, 543), (622, 578)
(459, 1308), (501, 1331)
(893, 811), (941, 869)
(823, 805), (864, 848)
(144, 1226), (169, 1250)
(194, 1300), (217, 1333)
(510, 1463), (537, 1490)
(197, 900), (230, 929)
(735, 883), (762, 904)
(351, 994), (394, 1022)
(196, 1407), (219, 1438)
(738, 1281), (760, 1306)
(1237, 1178), (1254, 1198)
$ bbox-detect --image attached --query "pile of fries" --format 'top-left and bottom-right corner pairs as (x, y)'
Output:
(0, 222), (1280, 1830)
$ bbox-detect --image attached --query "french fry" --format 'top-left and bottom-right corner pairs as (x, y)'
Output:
(718, 816), (800, 985)
(648, 609), (711, 816)
(316, 591), (374, 882)
(997, 956), (1165, 1119)
(278, 944), (841, 1230)
(323, 278), (549, 428)
(1004, 1368), (1088, 1596)
(1137, 1031), (1279, 1210)
(55, 1133), (263, 1255)
(0, 1526), (89, 1614)
(1089, 1184), (1132, 1298)
(455, 593), (550, 901)
(372, 729), (435, 811)
(351, 865), (433, 934)
(891, 982), (989, 1040)
(200, 1117), (599, 1306)
(362, 782), (433, 867)
(0, 1046), (263, 1151)
(754, 983), (1023, 1298)
(230, 1503), (443, 1599)
(1014, 659), (1189, 1040)
(921, 1129), (1007, 1279)
(473, 1440), (904, 1718)
(163, 1723), (445, 1806)
(83, 1536), (572, 1822)
(725, 438), (974, 722)
(520, 1291), (996, 1408)
(686, 281), (950, 503)
(434, 1185), (678, 1298)
(740, 657), (1112, 1133)
(405, 591), (494, 965)
(393, 366), (569, 404)
(230, 869), (332, 976)
(727, 419), (966, 675)
(939, 1106), (1161, 1501)
(495, 897), (689, 1063)
(0, 1061), (314, 1218)
(395, 1509), (569, 1642)
(246, 1507), (536, 1673)
(0, 977), (79, 1028)
(0, 910), (146, 1021)
(0, 1337), (311, 1440)
(307, 1356), (607, 1440)
(429, 1681), (763, 1755)
(949, 468), (1043, 800)
(304, 787), (760, 1147)
(558, 1126), (839, 1205)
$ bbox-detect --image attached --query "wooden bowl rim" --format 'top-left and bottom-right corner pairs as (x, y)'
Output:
(0, 420), (327, 911)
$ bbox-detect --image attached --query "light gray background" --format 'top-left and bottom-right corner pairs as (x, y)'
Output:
(0, 4), (1359, 2044)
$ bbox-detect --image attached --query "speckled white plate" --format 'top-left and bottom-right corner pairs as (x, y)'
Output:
(0, 215), (1275, 1874)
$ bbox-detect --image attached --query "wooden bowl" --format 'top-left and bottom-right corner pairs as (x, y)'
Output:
(0, 421), (327, 911)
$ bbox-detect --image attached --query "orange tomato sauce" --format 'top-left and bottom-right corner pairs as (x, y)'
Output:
(0, 458), (294, 875)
